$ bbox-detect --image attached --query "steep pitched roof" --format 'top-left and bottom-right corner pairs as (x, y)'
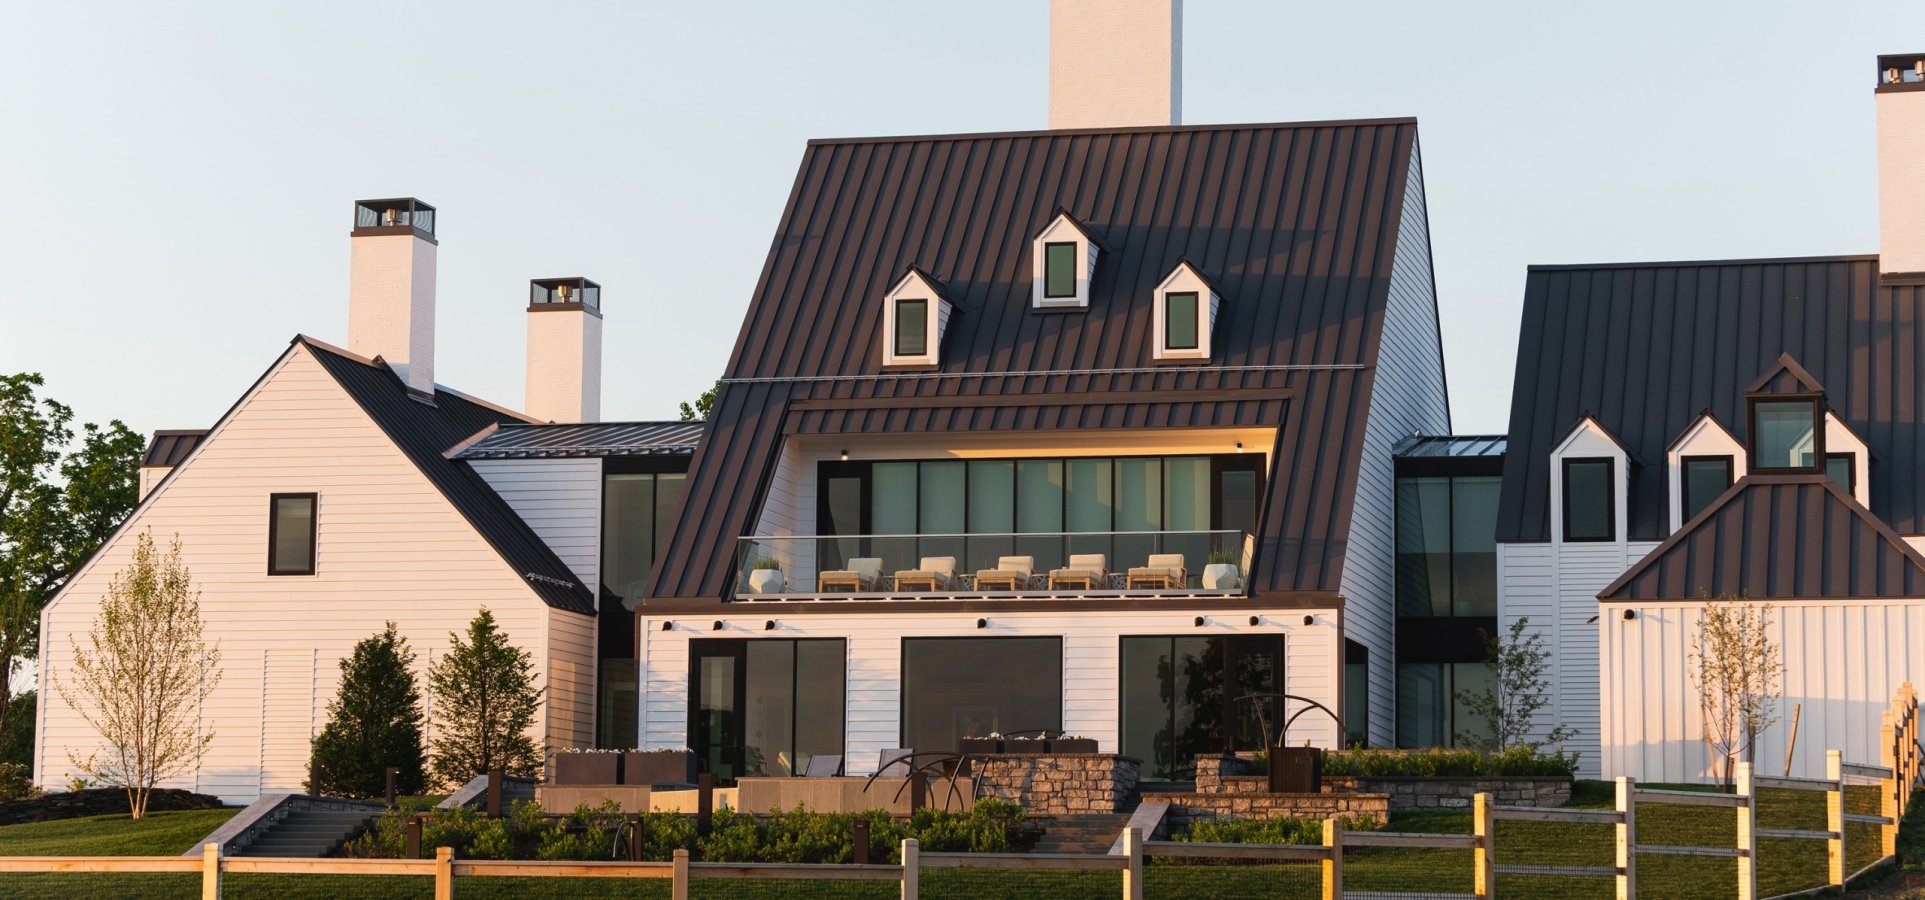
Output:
(298, 337), (595, 614)
(652, 118), (1429, 601)
(1599, 473), (1925, 601)
(1499, 256), (1925, 542)
(453, 421), (703, 460)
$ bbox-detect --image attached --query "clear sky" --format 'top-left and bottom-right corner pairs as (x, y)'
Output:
(2, 1), (1920, 439)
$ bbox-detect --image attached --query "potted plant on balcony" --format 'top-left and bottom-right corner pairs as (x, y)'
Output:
(1047, 734), (1098, 754)
(552, 748), (622, 786)
(1203, 549), (1242, 590)
(959, 734), (1003, 757)
(623, 748), (697, 787)
(747, 558), (785, 594)
(1002, 734), (1048, 755)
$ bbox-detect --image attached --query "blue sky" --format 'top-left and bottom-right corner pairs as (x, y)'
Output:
(1, 1), (1920, 437)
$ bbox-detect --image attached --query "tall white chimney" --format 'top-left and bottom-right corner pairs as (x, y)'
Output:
(348, 198), (438, 396)
(1879, 55), (1925, 276)
(1048, 0), (1182, 130)
(525, 277), (602, 423)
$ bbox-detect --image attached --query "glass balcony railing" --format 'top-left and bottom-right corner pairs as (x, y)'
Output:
(731, 530), (1254, 599)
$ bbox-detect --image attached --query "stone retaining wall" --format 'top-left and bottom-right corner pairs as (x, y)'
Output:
(1141, 789), (1390, 828)
(974, 754), (1140, 815)
(1193, 754), (1571, 809)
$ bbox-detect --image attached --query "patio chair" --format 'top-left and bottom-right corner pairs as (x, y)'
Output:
(893, 557), (956, 592)
(1047, 553), (1108, 591)
(973, 555), (1035, 592)
(818, 557), (884, 592)
(1127, 553), (1188, 590)
(803, 754), (844, 778)
(878, 748), (914, 777)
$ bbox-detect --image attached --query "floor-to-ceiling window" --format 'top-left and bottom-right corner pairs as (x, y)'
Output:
(598, 460), (687, 748)
(690, 639), (846, 782)
(1393, 454), (1501, 749)
(1118, 635), (1284, 781)
(901, 637), (1062, 753)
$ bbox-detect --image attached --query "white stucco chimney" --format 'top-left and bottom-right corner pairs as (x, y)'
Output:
(525, 277), (602, 423)
(1048, 0), (1182, 130)
(348, 198), (438, 397)
(1878, 54), (1925, 276)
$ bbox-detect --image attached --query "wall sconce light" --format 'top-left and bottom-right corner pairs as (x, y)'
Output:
(764, 620), (777, 631)
(976, 618), (988, 629)
(840, 449), (850, 461)
(712, 620), (725, 631)
(1194, 616), (1206, 627)
(1235, 442), (1244, 453)
(1302, 615), (1316, 626)
(1249, 616), (1261, 626)
(1623, 609), (1637, 621)
(660, 621), (675, 631)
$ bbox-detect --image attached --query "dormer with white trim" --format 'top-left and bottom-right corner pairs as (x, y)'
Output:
(881, 267), (952, 367)
(1822, 411), (1871, 507)
(1666, 412), (1746, 531)
(1151, 260), (1220, 360)
(1550, 415), (1630, 544)
(1031, 211), (1100, 309)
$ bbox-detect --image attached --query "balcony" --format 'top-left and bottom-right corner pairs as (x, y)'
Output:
(731, 530), (1253, 601)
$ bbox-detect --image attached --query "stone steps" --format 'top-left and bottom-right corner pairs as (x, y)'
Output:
(1030, 812), (1132, 854)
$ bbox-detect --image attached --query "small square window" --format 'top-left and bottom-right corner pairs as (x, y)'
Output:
(1680, 455), (1732, 522)
(1165, 292), (1199, 350)
(1825, 453), (1854, 493)
(1562, 458), (1614, 542)
(1044, 243), (1077, 298)
(269, 493), (317, 575)
(894, 299), (928, 357)
(1751, 399), (1821, 470)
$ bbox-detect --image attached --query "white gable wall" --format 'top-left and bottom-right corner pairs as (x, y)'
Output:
(35, 344), (585, 802)
(470, 458), (602, 592)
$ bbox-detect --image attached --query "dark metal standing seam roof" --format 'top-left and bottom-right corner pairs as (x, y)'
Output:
(1498, 257), (1925, 543)
(1393, 434), (1506, 459)
(141, 430), (208, 468)
(299, 337), (596, 614)
(649, 119), (1426, 603)
(453, 421), (704, 459)
(1599, 473), (1925, 601)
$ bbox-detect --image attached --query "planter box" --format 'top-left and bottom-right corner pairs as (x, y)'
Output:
(958, 738), (1002, 757)
(747, 569), (785, 594)
(1001, 739), (1048, 755)
(1048, 738), (1098, 754)
(552, 753), (622, 786)
(1269, 747), (1322, 794)
(623, 751), (696, 787)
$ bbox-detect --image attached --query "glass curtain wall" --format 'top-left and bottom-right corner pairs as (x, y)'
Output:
(1393, 469), (1500, 749)
(599, 464), (687, 748)
(1118, 635), (1285, 780)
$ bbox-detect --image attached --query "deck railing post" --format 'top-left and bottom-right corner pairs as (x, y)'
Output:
(1321, 817), (1343, 900)
(1615, 776), (1636, 900)
(1122, 826), (1143, 900)
(901, 837), (920, 900)
(1827, 749), (1846, 888)
(201, 842), (221, 900)
(1735, 761), (1757, 900)
(1473, 792), (1494, 900)
(434, 846), (453, 900)
(672, 848), (690, 900)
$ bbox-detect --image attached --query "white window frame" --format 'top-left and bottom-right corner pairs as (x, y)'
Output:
(1823, 411), (1870, 507)
(1151, 261), (1219, 360)
(1665, 414), (1746, 532)
(882, 269), (950, 367)
(1031, 212), (1099, 309)
(1549, 417), (1629, 545)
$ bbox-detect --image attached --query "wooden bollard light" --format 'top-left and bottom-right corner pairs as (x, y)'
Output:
(405, 815), (423, 859)
(487, 767), (504, 817)
(853, 819), (870, 865)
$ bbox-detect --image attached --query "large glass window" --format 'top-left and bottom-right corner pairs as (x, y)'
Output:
(1164, 292), (1199, 350)
(1044, 242), (1077, 298)
(600, 465), (687, 748)
(894, 299), (928, 357)
(1562, 458), (1615, 542)
(691, 639), (846, 782)
(1681, 456), (1733, 522)
(1119, 635), (1284, 780)
(1752, 399), (1821, 470)
(1396, 662), (1494, 749)
(268, 493), (317, 576)
(1343, 640), (1368, 748)
(903, 637), (1061, 753)
(1396, 475), (1498, 617)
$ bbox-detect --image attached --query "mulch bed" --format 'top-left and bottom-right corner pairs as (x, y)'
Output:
(0, 788), (226, 826)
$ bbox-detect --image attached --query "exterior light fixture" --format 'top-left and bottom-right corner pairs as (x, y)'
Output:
(1302, 615), (1315, 626)
(1235, 442), (1244, 453)
(712, 620), (725, 631)
(764, 620), (777, 631)
(1249, 616), (1261, 626)
(1623, 609), (1637, 621)
(660, 621), (674, 631)
(1194, 616), (1206, 627)
(841, 449), (850, 461)
(976, 618), (988, 629)
(383, 207), (400, 226)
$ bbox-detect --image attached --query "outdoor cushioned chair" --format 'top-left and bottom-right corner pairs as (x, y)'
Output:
(818, 557), (884, 592)
(1127, 553), (1188, 590)
(893, 557), (956, 592)
(1047, 553), (1108, 591)
(878, 748), (914, 777)
(973, 555), (1035, 591)
(803, 754), (844, 777)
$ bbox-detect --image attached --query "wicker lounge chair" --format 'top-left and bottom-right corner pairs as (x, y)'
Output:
(1047, 553), (1108, 591)
(973, 555), (1035, 591)
(893, 557), (956, 592)
(1127, 553), (1188, 589)
(817, 557), (884, 592)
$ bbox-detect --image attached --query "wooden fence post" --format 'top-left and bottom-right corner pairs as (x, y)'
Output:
(1321, 817), (1343, 900)
(1122, 826), (1143, 900)
(201, 842), (221, 900)
(1616, 776), (1636, 900)
(1735, 761), (1757, 900)
(672, 848), (690, 900)
(1473, 792), (1494, 900)
(434, 846), (453, 900)
(1827, 749), (1845, 888)
(1883, 712), (1901, 860)
(486, 769), (503, 818)
(901, 837), (919, 900)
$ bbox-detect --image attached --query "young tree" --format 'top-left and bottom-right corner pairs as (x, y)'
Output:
(57, 531), (221, 819)
(309, 623), (426, 798)
(428, 609), (543, 787)
(1691, 595), (1784, 787)
(1455, 617), (1577, 752)
(677, 379), (719, 422)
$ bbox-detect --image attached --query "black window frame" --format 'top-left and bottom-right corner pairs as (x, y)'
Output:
(893, 297), (929, 358)
(1679, 454), (1734, 524)
(1746, 395), (1825, 473)
(267, 492), (318, 576)
(1560, 457), (1616, 543)
(1043, 241), (1078, 299)
(1163, 291), (1200, 351)
(1825, 452), (1856, 494)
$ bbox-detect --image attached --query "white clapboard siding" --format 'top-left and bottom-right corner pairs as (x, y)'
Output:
(35, 344), (569, 803)
(470, 458), (602, 591)
(1339, 138), (1452, 746)
(547, 606), (597, 750)
(638, 607), (1341, 775)
(1601, 598), (1925, 782)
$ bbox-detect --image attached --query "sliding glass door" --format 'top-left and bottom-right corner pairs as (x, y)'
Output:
(690, 639), (846, 783)
(1118, 634), (1285, 780)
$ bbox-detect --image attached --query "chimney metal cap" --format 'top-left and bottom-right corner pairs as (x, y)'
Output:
(529, 277), (602, 315)
(352, 198), (437, 241)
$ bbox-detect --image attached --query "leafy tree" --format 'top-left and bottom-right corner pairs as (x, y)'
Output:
(0, 373), (141, 752)
(428, 609), (543, 787)
(678, 379), (718, 422)
(0, 690), (32, 766)
(1455, 617), (1576, 753)
(57, 531), (221, 818)
(310, 623), (427, 798)
(1691, 595), (1783, 787)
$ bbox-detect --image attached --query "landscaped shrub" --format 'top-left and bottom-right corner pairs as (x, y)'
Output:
(0, 762), (36, 801)
(1255, 745), (1580, 778)
(1173, 814), (1380, 845)
(309, 623), (428, 799)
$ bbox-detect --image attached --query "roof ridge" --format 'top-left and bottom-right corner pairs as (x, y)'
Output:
(805, 116), (1419, 147)
(1529, 253), (1880, 273)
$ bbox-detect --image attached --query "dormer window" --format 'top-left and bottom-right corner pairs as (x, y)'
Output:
(1562, 459), (1615, 542)
(1550, 415), (1628, 543)
(882, 267), (950, 367)
(1750, 398), (1823, 470)
(1152, 261), (1220, 360)
(1031, 211), (1099, 309)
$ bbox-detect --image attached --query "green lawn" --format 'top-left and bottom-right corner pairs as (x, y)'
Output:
(0, 809), (239, 857)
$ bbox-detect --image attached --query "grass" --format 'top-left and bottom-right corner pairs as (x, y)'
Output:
(0, 781), (1903, 899)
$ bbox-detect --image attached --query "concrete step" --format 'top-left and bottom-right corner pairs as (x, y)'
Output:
(235, 806), (381, 858)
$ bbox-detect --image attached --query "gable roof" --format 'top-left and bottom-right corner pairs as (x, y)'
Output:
(298, 337), (595, 613)
(651, 118), (1429, 602)
(1499, 255), (1925, 543)
(1599, 473), (1925, 601)
(1745, 352), (1826, 395)
(454, 421), (704, 460)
